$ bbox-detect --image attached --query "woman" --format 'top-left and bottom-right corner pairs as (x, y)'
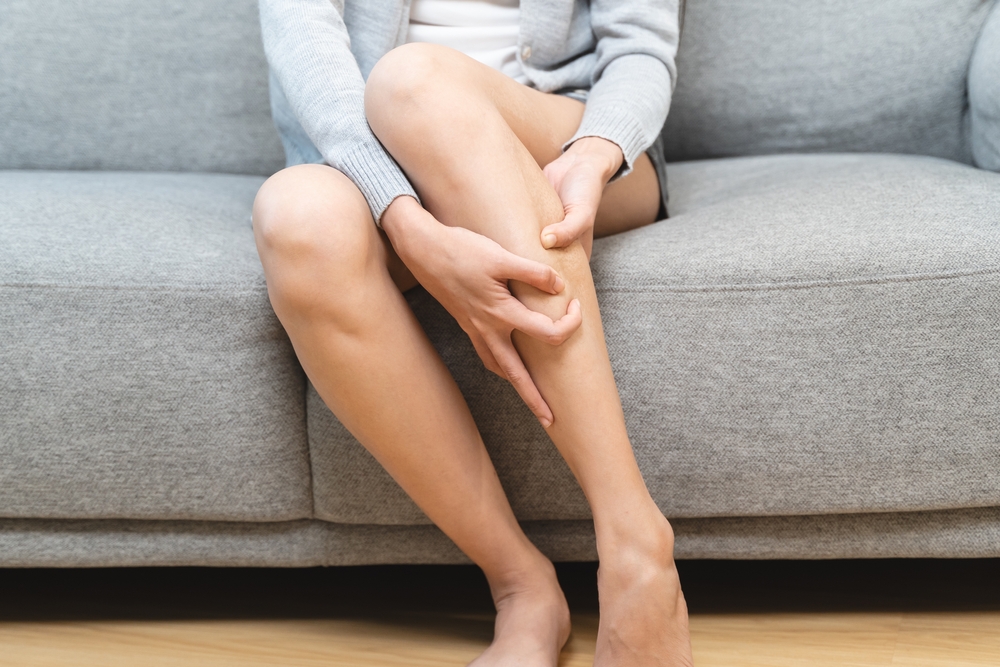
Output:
(253, 0), (691, 664)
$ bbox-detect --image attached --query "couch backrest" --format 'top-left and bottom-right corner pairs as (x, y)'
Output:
(663, 0), (995, 164)
(0, 0), (284, 175)
(3, 0), (993, 174)
(970, 0), (1000, 170)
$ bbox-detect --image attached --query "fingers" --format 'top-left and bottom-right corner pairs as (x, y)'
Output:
(468, 331), (505, 378)
(501, 252), (566, 295)
(488, 336), (554, 428)
(505, 298), (582, 345)
(541, 208), (592, 249)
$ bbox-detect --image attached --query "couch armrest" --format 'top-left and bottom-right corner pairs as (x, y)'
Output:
(970, 0), (1000, 170)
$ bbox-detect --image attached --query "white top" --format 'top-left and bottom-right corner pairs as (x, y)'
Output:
(406, 0), (529, 84)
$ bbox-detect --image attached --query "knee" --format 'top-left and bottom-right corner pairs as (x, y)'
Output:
(253, 164), (373, 262)
(365, 43), (460, 134)
(252, 165), (380, 309)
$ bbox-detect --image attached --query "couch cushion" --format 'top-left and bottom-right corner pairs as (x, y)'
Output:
(662, 0), (993, 164)
(0, 0), (284, 175)
(4, 507), (1000, 566)
(308, 153), (1000, 524)
(0, 171), (310, 521)
(970, 0), (1000, 171)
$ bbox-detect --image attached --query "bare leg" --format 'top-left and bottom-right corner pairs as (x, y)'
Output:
(253, 164), (569, 666)
(366, 44), (693, 666)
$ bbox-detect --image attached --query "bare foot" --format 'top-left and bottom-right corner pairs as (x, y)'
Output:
(469, 558), (572, 667)
(594, 516), (693, 666)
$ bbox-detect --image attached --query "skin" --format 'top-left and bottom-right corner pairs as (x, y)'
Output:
(253, 43), (692, 667)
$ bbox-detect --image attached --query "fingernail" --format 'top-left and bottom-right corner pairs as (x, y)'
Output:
(542, 233), (557, 248)
(540, 417), (552, 428)
(553, 275), (565, 291)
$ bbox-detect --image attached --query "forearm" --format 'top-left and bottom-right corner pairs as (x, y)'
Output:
(380, 195), (443, 264)
(260, 0), (418, 221)
(568, 54), (673, 177)
(574, 0), (680, 176)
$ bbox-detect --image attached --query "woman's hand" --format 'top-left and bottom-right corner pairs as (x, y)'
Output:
(540, 136), (624, 258)
(382, 196), (582, 427)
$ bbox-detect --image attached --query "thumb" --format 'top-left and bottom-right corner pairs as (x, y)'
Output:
(541, 208), (592, 249)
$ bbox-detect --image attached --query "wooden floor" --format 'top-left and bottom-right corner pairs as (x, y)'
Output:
(1, 559), (997, 666)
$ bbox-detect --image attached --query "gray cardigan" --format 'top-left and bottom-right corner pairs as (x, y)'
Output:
(259, 0), (680, 223)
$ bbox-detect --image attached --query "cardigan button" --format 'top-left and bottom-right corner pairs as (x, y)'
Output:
(521, 44), (532, 60)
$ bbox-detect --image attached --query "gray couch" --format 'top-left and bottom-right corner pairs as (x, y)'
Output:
(2, 0), (999, 568)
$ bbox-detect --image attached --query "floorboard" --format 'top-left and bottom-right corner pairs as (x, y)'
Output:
(0, 559), (997, 665)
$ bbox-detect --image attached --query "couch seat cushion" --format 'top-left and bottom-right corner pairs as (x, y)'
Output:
(0, 171), (310, 521)
(308, 153), (1000, 524)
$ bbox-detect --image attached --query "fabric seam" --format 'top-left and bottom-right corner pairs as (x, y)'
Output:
(0, 283), (268, 293)
(596, 267), (1000, 294)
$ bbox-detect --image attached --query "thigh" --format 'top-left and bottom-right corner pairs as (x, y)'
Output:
(476, 64), (662, 238)
(392, 46), (662, 239)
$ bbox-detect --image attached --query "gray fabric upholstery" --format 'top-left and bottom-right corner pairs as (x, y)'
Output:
(0, 0), (284, 175)
(662, 0), (993, 164)
(970, 0), (1000, 170)
(0, 171), (311, 521)
(3, 507), (1000, 567)
(3, 0), (999, 567)
(309, 154), (1000, 525)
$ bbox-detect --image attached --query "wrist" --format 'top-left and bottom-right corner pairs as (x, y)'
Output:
(566, 136), (624, 182)
(380, 195), (440, 260)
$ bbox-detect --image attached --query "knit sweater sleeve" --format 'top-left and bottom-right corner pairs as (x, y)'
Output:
(259, 0), (418, 225)
(565, 0), (680, 179)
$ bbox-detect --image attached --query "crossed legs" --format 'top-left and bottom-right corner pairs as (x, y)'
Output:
(253, 44), (691, 666)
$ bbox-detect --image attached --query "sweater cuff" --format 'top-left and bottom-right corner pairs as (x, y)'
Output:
(338, 140), (420, 226)
(562, 52), (674, 181)
(564, 107), (649, 180)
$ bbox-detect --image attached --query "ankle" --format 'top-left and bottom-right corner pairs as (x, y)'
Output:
(483, 552), (561, 603)
(594, 503), (676, 566)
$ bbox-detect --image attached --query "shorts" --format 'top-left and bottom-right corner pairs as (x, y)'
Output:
(645, 131), (670, 220)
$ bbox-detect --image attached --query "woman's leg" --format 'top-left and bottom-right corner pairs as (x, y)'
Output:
(366, 44), (692, 666)
(252, 164), (570, 666)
